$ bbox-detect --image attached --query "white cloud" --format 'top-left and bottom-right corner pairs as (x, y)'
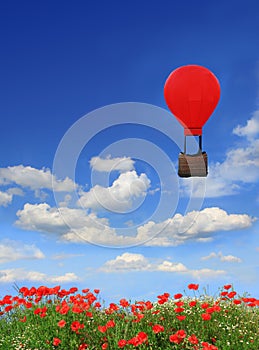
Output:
(201, 251), (242, 263)
(100, 252), (152, 271)
(0, 239), (45, 263)
(201, 252), (218, 260)
(156, 261), (187, 272)
(220, 254), (242, 263)
(137, 207), (255, 247)
(149, 187), (160, 195)
(16, 203), (118, 244)
(34, 189), (48, 201)
(90, 156), (135, 172)
(211, 141), (259, 183)
(0, 191), (12, 206)
(183, 140), (259, 198)
(16, 203), (70, 234)
(78, 170), (151, 212)
(99, 252), (225, 279)
(233, 110), (259, 140)
(7, 187), (24, 196)
(0, 188), (24, 207)
(52, 253), (85, 260)
(0, 165), (75, 192)
(0, 268), (79, 283)
(15, 203), (134, 246)
(15, 204), (255, 247)
(181, 111), (259, 198)
(190, 268), (225, 279)
(59, 194), (72, 207)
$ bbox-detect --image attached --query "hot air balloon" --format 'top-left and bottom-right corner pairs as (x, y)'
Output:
(164, 65), (220, 177)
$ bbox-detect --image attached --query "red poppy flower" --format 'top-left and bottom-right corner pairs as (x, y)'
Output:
(188, 283), (199, 290)
(227, 291), (236, 299)
(201, 302), (209, 309)
(174, 307), (185, 313)
(223, 284), (232, 290)
(176, 315), (186, 321)
(174, 293), (183, 299)
(53, 338), (61, 346)
(71, 321), (84, 332)
(4, 305), (13, 312)
(19, 316), (27, 323)
(106, 319), (115, 328)
(118, 339), (127, 348)
(175, 301), (184, 307)
(201, 313), (211, 321)
(189, 301), (197, 307)
(58, 320), (66, 328)
(98, 325), (107, 333)
(69, 287), (78, 294)
(188, 334), (199, 344)
(169, 330), (186, 344)
(152, 324), (164, 334)
(120, 298), (130, 308)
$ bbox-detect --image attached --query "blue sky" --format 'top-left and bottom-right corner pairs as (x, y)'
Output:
(0, 0), (259, 303)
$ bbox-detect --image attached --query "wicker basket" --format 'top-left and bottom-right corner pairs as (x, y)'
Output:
(178, 152), (208, 178)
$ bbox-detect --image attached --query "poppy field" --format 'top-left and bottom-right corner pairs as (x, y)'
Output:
(0, 284), (258, 349)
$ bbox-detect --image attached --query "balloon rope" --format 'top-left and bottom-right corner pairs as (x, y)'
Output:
(199, 135), (202, 153)
(183, 135), (202, 155)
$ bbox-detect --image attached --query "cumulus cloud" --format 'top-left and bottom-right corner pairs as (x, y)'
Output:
(201, 251), (242, 263)
(16, 203), (70, 234)
(15, 204), (255, 247)
(137, 207), (255, 247)
(0, 165), (75, 192)
(7, 187), (24, 196)
(90, 156), (135, 172)
(52, 253), (85, 260)
(15, 202), (134, 246)
(182, 141), (259, 197)
(78, 170), (151, 212)
(99, 253), (153, 272)
(0, 239), (45, 263)
(99, 252), (225, 279)
(233, 110), (259, 140)
(211, 141), (259, 184)
(0, 191), (13, 207)
(181, 111), (259, 198)
(0, 268), (79, 283)
(0, 187), (24, 207)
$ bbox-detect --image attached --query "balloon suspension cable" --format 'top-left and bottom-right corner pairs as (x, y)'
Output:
(184, 135), (203, 155)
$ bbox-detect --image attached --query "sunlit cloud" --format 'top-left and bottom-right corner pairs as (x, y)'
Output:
(181, 111), (259, 198)
(99, 252), (226, 279)
(78, 170), (151, 212)
(15, 204), (255, 247)
(90, 155), (135, 173)
(0, 268), (79, 283)
(233, 110), (259, 140)
(0, 239), (45, 263)
(0, 191), (13, 207)
(0, 165), (75, 192)
(201, 251), (242, 263)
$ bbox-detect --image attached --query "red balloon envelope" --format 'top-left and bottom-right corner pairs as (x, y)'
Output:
(164, 65), (220, 136)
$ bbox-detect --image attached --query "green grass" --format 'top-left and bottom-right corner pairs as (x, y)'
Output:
(0, 284), (258, 349)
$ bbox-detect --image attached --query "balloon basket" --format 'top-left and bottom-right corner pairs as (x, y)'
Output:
(178, 152), (208, 178)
